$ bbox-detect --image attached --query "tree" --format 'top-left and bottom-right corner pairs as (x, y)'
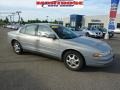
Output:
(21, 17), (25, 24)
(41, 20), (48, 23)
(52, 20), (58, 24)
(36, 18), (42, 23)
(4, 17), (9, 24)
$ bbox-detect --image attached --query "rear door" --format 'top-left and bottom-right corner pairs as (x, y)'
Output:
(18, 25), (38, 51)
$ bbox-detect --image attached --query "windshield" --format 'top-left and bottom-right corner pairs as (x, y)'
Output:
(99, 28), (107, 32)
(50, 25), (78, 39)
(69, 28), (81, 31)
(89, 27), (97, 31)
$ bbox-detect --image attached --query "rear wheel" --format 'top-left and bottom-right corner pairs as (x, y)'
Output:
(12, 41), (23, 54)
(63, 51), (85, 71)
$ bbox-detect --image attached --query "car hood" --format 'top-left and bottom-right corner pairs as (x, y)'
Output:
(68, 36), (111, 52)
(90, 30), (101, 33)
(73, 31), (85, 36)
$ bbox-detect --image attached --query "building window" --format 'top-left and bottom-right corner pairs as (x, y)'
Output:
(88, 23), (104, 28)
(117, 23), (120, 28)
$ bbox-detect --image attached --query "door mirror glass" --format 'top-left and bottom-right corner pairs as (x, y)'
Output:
(38, 32), (56, 39)
(38, 25), (57, 39)
(48, 34), (57, 39)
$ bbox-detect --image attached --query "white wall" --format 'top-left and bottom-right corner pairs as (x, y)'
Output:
(84, 14), (120, 29)
(62, 14), (120, 28)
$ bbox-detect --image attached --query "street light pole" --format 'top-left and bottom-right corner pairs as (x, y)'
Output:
(16, 11), (22, 24)
(46, 16), (49, 22)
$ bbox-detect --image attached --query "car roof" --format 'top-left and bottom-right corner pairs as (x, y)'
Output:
(25, 23), (59, 26)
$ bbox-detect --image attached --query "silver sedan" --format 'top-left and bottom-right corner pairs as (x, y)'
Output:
(8, 24), (114, 71)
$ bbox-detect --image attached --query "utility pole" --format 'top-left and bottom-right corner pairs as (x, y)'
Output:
(8, 15), (12, 24)
(46, 16), (49, 22)
(16, 11), (22, 24)
(11, 13), (15, 23)
(0, 12), (1, 20)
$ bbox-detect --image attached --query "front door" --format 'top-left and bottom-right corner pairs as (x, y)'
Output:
(37, 25), (60, 57)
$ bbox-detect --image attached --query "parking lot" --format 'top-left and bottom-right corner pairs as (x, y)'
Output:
(0, 27), (120, 90)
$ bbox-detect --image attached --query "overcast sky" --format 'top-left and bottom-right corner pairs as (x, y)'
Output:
(0, 0), (120, 21)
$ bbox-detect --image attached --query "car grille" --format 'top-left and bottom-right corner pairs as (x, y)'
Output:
(96, 33), (101, 35)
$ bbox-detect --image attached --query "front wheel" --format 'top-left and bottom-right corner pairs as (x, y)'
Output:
(63, 51), (85, 71)
(12, 41), (23, 54)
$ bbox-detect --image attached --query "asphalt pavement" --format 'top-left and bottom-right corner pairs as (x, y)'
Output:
(0, 27), (120, 90)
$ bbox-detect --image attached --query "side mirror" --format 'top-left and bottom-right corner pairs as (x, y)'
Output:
(48, 34), (57, 40)
(38, 32), (57, 40)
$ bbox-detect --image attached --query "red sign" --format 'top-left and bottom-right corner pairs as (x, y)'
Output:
(110, 11), (117, 18)
(36, 0), (84, 8)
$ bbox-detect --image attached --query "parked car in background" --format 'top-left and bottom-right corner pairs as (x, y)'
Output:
(4, 23), (22, 30)
(113, 28), (120, 34)
(8, 24), (114, 71)
(11, 24), (22, 30)
(6, 24), (13, 29)
(81, 27), (103, 38)
(98, 28), (114, 38)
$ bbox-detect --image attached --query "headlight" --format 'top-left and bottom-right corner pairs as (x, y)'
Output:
(93, 53), (103, 57)
(93, 32), (96, 35)
(93, 51), (111, 57)
(90, 32), (96, 35)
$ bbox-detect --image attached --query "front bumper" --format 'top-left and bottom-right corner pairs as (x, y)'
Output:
(85, 54), (114, 67)
(90, 34), (103, 38)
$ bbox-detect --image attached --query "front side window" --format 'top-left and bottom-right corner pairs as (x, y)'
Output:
(20, 25), (37, 36)
(38, 25), (52, 37)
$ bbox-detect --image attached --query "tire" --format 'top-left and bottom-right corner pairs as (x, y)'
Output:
(63, 51), (85, 71)
(12, 41), (23, 55)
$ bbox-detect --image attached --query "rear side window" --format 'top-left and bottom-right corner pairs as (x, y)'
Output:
(20, 25), (37, 36)
(25, 25), (37, 36)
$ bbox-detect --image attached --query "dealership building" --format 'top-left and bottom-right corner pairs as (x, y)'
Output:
(62, 14), (120, 29)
